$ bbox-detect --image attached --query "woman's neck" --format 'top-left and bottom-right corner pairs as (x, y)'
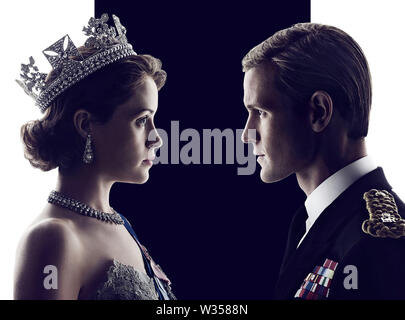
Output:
(55, 166), (114, 213)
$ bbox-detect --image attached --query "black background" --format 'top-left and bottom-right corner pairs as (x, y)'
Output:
(96, 0), (309, 299)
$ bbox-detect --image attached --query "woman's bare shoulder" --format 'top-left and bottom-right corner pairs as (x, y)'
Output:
(14, 216), (85, 299)
(19, 216), (80, 251)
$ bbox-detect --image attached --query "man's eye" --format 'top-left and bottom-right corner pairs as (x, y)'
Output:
(136, 116), (148, 127)
(257, 110), (264, 117)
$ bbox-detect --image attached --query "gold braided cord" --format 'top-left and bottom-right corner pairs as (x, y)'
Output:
(362, 189), (405, 239)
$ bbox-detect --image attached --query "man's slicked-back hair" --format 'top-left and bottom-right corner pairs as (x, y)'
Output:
(242, 23), (372, 139)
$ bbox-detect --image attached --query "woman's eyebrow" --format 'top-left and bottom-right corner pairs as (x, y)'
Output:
(128, 108), (154, 118)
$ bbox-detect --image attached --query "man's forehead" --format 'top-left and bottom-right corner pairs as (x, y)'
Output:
(243, 64), (275, 106)
(245, 63), (275, 85)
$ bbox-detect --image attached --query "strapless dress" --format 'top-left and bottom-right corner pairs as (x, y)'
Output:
(89, 212), (176, 300)
(93, 259), (175, 300)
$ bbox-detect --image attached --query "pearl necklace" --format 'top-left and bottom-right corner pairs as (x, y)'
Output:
(48, 190), (124, 225)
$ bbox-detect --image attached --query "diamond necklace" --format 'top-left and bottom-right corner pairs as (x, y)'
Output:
(48, 190), (124, 225)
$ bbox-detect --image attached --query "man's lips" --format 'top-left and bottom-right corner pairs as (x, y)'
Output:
(255, 154), (265, 162)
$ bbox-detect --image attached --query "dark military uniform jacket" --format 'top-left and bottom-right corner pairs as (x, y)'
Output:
(274, 167), (405, 300)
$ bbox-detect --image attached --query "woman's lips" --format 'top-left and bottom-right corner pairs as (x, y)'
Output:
(142, 159), (154, 166)
(142, 155), (155, 166)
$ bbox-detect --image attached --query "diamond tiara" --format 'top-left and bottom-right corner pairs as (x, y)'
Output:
(16, 13), (137, 113)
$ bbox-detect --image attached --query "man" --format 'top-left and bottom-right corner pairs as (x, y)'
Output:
(241, 23), (405, 299)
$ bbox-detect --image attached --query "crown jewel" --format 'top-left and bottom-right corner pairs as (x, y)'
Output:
(16, 14), (137, 112)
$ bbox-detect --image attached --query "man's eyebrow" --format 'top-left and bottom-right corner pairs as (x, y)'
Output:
(245, 104), (263, 110)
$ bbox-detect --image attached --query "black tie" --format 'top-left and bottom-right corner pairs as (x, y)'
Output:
(279, 205), (308, 273)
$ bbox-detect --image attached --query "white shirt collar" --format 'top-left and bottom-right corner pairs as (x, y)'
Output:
(297, 155), (377, 247)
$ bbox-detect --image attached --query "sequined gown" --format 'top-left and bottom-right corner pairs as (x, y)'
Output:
(87, 214), (176, 300)
(92, 259), (175, 300)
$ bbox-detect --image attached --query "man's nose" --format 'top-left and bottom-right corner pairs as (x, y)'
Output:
(241, 122), (258, 144)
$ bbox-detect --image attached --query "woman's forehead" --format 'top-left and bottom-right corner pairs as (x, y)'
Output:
(116, 78), (158, 117)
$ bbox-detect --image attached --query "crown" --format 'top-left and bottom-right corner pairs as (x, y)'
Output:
(16, 13), (137, 112)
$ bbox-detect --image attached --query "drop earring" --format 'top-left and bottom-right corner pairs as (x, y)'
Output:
(82, 133), (94, 164)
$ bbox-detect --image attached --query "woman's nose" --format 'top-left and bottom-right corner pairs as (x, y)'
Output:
(147, 128), (163, 149)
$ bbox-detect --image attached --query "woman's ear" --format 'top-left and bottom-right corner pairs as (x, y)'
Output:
(309, 90), (334, 133)
(73, 109), (92, 138)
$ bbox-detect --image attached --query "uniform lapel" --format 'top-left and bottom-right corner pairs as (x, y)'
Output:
(279, 205), (308, 273)
(274, 167), (392, 299)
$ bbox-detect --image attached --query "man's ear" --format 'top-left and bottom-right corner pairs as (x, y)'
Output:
(73, 109), (92, 138)
(309, 90), (333, 133)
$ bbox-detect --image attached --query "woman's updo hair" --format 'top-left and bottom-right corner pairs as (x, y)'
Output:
(21, 45), (167, 172)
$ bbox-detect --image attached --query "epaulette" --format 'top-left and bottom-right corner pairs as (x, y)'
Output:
(362, 189), (405, 239)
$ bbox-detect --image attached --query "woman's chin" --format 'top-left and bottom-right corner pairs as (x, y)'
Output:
(134, 171), (150, 184)
(118, 170), (150, 184)
(138, 174), (149, 184)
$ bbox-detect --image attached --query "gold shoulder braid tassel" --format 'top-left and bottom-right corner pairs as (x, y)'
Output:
(362, 189), (405, 239)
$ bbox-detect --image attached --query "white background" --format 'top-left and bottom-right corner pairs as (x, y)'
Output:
(0, 0), (404, 299)
(0, 0), (93, 299)
(312, 0), (405, 199)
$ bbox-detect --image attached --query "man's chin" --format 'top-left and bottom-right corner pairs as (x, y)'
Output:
(260, 167), (290, 183)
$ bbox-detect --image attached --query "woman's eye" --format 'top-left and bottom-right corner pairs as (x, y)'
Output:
(136, 116), (149, 127)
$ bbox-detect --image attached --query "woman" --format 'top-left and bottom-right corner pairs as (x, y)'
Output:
(13, 14), (175, 300)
